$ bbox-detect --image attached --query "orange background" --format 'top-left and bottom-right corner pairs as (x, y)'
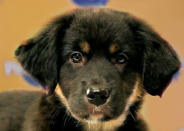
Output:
(0, 0), (183, 131)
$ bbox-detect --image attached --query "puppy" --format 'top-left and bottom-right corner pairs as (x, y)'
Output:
(0, 8), (180, 131)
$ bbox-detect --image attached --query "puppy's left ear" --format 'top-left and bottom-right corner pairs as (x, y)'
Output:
(15, 13), (74, 95)
(126, 15), (181, 96)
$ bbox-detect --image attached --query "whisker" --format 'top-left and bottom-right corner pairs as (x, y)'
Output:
(129, 111), (135, 121)
(63, 113), (69, 127)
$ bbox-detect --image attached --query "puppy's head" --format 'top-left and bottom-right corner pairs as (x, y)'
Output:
(15, 8), (180, 123)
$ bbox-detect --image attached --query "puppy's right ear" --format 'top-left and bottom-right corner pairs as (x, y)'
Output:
(15, 13), (75, 95)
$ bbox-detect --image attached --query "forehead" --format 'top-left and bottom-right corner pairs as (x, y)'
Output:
(63, 9), (135, 54)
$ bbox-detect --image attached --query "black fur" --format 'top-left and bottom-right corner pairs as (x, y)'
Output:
(0, 8), (180, 131)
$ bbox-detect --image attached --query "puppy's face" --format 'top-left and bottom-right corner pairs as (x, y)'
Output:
(15, 8), (180, 123)
(59, 15), (142, 121)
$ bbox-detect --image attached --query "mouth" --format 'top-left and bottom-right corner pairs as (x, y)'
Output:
(89, 114), (104, 121)
(78, 105), (114, 122)
(88, 107), (104, 120)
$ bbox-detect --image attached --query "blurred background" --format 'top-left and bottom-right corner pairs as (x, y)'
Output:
(0, 0), (183, 131)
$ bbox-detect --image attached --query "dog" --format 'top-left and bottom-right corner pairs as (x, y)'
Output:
(0, 8), (180, 131)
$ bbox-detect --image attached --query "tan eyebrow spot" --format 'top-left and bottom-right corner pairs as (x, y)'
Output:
(80, 42), (90, 53)
(109, 44), (120, 54)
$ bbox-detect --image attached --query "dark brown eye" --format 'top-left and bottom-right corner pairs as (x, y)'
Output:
(115, 52), (128, 64)
(70, 51), (83, 63)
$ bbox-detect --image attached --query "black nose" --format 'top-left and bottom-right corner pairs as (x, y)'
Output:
(86, 87), (111, 106)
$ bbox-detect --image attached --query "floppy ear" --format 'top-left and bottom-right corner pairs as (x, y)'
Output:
(126, 15), (181, 96)
(15, 13), (74, 95)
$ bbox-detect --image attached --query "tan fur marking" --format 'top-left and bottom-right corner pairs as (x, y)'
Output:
(55, 85), (68, 107)
(55, 85), (85, 121)
(80, 42), (90, 53)
(109, 44), (119, 54)
(124, 78), (144, 112)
